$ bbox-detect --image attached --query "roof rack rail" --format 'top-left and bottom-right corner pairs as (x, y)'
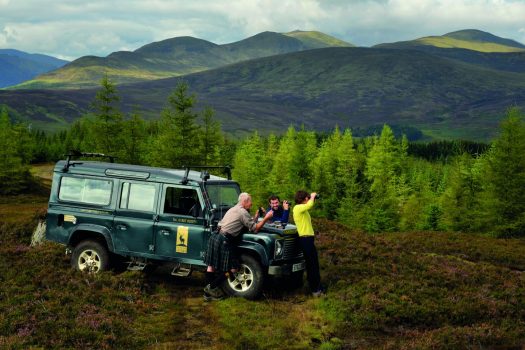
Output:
(181, 165), (232, 184)
(62, 150), (117, 172)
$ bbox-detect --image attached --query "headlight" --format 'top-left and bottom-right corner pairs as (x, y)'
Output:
(274, 239), (284, 259)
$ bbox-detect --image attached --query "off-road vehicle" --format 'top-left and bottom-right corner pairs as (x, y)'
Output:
(45, 153), (305, 299)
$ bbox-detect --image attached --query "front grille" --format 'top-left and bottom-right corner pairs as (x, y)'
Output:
(282, 237), (303, 260)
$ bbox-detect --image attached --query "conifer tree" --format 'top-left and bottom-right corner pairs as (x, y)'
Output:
(268, 126), (317, 201)
(364, 125), (405, 232)
(120, 111), (146, 165)
(312, 127), (342, 218)
(150, 81), (202, 168)
(232, 131), (271, 205)
(91, 75), (123, 157)
(439, 154), (478, 231)
(200, 107), (223, 166)
(0, 107), (32, 194)
(478, 107), (525, 236)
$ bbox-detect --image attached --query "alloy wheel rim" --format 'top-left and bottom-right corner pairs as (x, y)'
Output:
(227, 264), (253, 292)
(78, 249), (101, 272)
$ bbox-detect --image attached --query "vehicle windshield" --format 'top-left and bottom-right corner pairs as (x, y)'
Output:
(205, 183), (241, 218)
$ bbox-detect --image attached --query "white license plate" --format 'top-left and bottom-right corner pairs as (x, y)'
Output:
(292, 262), (305, 272)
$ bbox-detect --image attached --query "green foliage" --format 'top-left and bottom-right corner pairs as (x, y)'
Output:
(362, 125), (407, 232)
(477, 107), (525, 236)
(267, 126), (317, 203)
(232, 131), (272, 205)
(119, 111), (147, 164)
(90, 75), (124, 156)
(0, 107), (34, 195)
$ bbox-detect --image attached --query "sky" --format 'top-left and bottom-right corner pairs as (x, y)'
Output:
(1, 0), (525, 61)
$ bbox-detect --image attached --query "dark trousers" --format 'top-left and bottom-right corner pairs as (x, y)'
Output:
(299, 236), (321, 292)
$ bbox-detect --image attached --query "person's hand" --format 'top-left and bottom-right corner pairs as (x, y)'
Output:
(265, 210), (274, 220)
(283, 200), (289, 210)
(311, 192), (317, 200)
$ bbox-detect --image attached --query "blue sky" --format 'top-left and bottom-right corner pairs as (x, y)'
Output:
(1, 0), (525, 60)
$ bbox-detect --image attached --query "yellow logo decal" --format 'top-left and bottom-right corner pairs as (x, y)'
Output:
(64, 215), (77, 224)
(176, 226), (189, 253)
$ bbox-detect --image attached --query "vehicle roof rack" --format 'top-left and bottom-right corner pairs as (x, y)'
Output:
(181, 165), (232, 184)
(62, 150), (117, 172)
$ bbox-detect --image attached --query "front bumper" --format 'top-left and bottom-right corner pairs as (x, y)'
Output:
(267, 259), (306, 276)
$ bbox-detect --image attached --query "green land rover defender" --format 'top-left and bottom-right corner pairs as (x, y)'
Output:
(45, 154), (305, 299)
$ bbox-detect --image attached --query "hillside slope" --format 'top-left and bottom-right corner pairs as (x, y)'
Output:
(0, 49), (68, 88)
(13, 31), (351, 90)
(376, 29), (525, 53)
(2, 47), (525, 139)
(1, 191), (524, 349)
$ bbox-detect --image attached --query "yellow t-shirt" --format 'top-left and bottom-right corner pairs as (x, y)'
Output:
(293, 199), (314, 236)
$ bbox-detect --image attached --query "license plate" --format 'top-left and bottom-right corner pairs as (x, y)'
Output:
(292, 262), (305, 272)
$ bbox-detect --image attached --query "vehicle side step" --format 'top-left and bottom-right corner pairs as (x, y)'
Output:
(171, 263), (192, 277)
(127, 261), (147, 271)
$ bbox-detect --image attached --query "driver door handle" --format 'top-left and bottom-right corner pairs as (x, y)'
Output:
(160, 229), (170, 236)
(116, 224), (127, 231)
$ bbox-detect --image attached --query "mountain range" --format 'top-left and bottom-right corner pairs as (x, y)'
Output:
(1, 29), (525, 140)
(12, 31), (353, 89)
(0, 49), (68, 88)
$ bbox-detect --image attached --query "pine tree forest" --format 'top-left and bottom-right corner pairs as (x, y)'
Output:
(1, 79), (524, 237)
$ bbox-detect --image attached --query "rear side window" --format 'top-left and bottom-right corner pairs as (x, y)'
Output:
(120, 182), (156, 212)
(59, 177), (112, 205)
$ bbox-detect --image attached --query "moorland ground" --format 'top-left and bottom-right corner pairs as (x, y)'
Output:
(1, 166), (524, 349)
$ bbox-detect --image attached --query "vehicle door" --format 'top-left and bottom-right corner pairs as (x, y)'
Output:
(154, 185), (206, 262)
(112, 181), (160, 255)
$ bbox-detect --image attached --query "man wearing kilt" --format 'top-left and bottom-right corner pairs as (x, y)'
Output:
(203, 192), (273, 300)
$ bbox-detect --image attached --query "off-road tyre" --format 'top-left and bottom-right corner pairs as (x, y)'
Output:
(223, 254), (264, 300)
(71, 240), (110, 273)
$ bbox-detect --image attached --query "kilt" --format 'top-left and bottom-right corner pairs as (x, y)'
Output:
(204, 232), (241, 272)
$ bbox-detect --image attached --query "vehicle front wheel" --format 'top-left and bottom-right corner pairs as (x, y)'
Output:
(71, 240), (109, 273)
(222, 254), (264, 300)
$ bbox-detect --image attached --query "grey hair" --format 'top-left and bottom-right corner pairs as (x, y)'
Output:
(238, 192), (251, 204)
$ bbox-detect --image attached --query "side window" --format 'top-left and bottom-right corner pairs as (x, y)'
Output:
(120, 182), (156, 212)
(163, 187), (202, 217)
(59, 177), (112, 205)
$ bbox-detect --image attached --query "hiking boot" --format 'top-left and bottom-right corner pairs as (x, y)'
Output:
(204, 284), (225, 298)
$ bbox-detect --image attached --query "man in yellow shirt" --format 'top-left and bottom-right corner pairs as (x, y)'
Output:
(293, 190), (324, 297)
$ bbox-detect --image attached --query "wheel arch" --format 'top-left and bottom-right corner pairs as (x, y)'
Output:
(69, 224), (114, 252)
(237, 241), (269, 267)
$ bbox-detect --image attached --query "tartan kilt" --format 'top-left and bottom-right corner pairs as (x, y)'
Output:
(204, 233), (241, 272)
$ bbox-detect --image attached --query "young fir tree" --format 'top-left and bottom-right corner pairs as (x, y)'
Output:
(149, 81), (202, 168)
(0, 107), (32, 194)
(477, 107), (525, 236)
(364, 125), (405, 232)
(232, 131), (271, 205)
(312, 127), (342, 219)
(267, 126), (317, 202)
(439, 153), (479, 232)
(91, 75), (124, 157)
(335, 129), (362, 226)
(200, 107), (223, 166)
(120, 111), (146, 165)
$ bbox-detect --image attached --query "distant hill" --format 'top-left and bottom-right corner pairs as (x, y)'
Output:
(13, 31), (352, 90)
(284, 30), (354, 49)
(376, 29), (525, 53)
(2, 46), (525, 140)
(0, 49), (68, 88)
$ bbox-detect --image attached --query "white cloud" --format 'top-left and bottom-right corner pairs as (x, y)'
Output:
(0, 0), (524, 59)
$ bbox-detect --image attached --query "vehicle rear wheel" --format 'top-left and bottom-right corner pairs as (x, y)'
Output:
(222, 254), (264, 300)
(71, 240), (109, 273)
